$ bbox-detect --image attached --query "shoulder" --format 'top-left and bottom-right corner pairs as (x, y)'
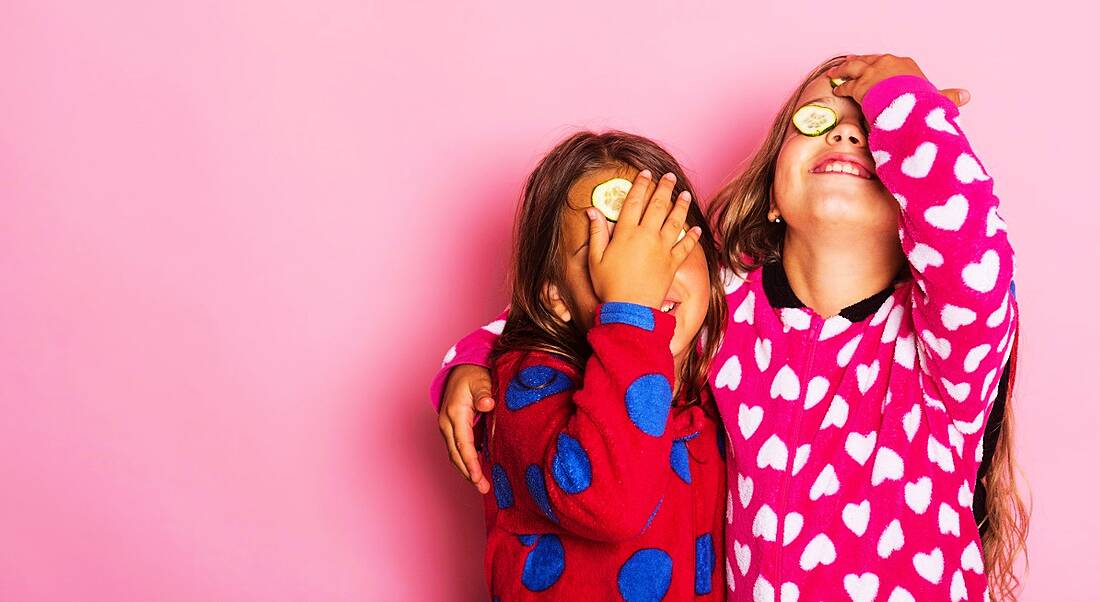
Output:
(493, 350), (581, 407)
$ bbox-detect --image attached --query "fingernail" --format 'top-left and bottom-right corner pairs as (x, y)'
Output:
(681, 191), (692, 202)
(639, 169), (651, 179)
(960, 89), (971, 104)
(585, 208), (596, 220)
(663, 172), (677, 182)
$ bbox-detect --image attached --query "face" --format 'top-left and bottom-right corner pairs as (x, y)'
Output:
(771, 75), (899, 240)
(553, 165), (711, 365)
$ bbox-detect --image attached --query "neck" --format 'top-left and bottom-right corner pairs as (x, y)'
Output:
(781, 228), (905, 318)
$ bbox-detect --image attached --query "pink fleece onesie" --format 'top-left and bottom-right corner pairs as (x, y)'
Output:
(431, 75), (1018, 601)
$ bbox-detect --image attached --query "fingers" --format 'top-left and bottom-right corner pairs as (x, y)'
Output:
(661, 190), (692, 243)
(454, 414), (485, 486)
(671, 226), (703, 261)
(640, 172), (678, 230)
(617, 170), (653, 227)
(938, 88), (971, 107)
(827, 58), (871, 82)
(585, 207), (611, 265)
(439, 417), (471, 480)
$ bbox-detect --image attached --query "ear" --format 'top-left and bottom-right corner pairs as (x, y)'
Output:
(541, 283), (572, 323)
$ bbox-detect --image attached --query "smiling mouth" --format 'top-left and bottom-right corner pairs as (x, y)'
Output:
(660, 300), (680, 314)
(810, 159), (875, 180)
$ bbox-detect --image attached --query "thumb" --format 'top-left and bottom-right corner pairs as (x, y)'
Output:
(585, 208), (610, 265)
(939, 88), (971, 107)
(474, 390), (496, 412)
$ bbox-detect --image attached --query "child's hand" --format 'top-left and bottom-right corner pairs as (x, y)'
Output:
(829, 54), (971, 108)
(438, 364), (494, 494)
(584, 170), (702, 308)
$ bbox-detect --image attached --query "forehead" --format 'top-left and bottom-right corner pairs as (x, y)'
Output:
(565, 165), (640, 210)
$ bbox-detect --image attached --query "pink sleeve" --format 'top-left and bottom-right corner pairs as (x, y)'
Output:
(863, 75), (1018, 433)
(427, 308), (509, 412)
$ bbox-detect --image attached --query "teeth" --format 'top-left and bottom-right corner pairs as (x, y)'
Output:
(661, 302), (676, 312)
(818, 161), (865, 177)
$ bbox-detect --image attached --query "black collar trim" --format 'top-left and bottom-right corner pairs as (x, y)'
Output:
(761, 261), (906, 323)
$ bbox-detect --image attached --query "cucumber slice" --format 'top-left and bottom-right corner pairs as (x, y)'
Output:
(792, 104), (839, 137)
(591, 177), (632, 223)
(829, 77), (849, 89)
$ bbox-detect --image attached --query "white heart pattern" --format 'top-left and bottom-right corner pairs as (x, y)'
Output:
(927, 436), (957, 473)
(844, 572), (880, 602)
(442, 345), (457, 366)
(755, 337), (773, 371)
(905, 476), (933, 514)
(954, 152), (990, 184)
(941, 377), (972, 403)
(771, 364), (801, 401)
(961, 541), (984, 574)
(842, 500), (871, 536)
(950, 569), (968, 602)
(908, 243), (944, 272)
(924, 194), (969, 231)
(735, 539), (752, 575)
(881, 304), (904, 343)
(735, 290), (756, 324)
(739, 403), (764, 439)
(754, 576), (774, 602)
(958, 481), (975, 509)
(482, 319), (506, 334)
(757, 435), (789, 471)
(739, 473), (755, 508)
(875, 93), (916, 131)
(895, 333), (916, 370)
(902, 404), (922, 442)
(799, 533), (837, 570)
(941, 304), (977, 331)
(962, 249), (1000, 293)
(781, 583), (799, 602)
(888, 587), (916, 602)
(939, 502), (961, 537)
(753, 504), (778, 542)
(845, 431), (877, 466)
(820, 315), (852, 340)
(901, 142), (938, 179)
(921, 330), (953, 360)
(872, 149), (892, 166)
(857, 361), (880, 395)
(964, 344), (991, 373)
(837, 335), (863, 368)
(877, 519), (905, 558)
(913, 547), (945, 584)
(783, 512), (804, 546)
(781, 308), (811, 331)
(791, 444), (811, 477)
(925, 107), (960, 135)
(821, 396), (850, 430)
(716, 354), (743, 390)
(804, 376), (830, 410)
(809, 464), (840, 501)
(872, 447), (905, 486)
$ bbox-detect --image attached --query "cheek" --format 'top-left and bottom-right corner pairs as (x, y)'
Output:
(680, 251), (711, 311)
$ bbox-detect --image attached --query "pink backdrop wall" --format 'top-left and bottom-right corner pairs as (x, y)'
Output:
(3, 1), (1096, 599)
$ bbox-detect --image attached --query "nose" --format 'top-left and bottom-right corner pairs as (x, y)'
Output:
(826, 120), (865, 147)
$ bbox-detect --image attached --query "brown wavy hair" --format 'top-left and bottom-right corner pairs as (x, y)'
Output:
(705, 56), (1030, 599)
(490, 130), (728, 406)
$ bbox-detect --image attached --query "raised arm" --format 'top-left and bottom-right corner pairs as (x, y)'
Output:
(835, 58), (1018, 445)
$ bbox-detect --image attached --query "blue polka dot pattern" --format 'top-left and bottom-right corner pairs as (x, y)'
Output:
(624, 374), (672, 437)
(617, 548), (673, 602)
(599, 302), (655, 331)
(525, 464), (556, 522)
(521, 534), (565, 592)
(492, 464), (514, 509)
(640, 498), (663, 535)
(670, 439), (691, 484)
(1009, 279), (1017, 298)
(716, 428), (727, 460)
(506, 365), (573, 411)
(551, 432), (592, 494)
(695, 533), (714, 595)
(517, 534), (537, 546)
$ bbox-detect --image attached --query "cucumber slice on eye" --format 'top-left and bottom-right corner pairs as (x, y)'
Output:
(792, 104), (839, 137)
(591, 177), (633, 223)
(829, 77), (849, 88)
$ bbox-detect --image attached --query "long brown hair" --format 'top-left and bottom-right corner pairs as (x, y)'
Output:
(705, 56), (1030, 599)
(491, 130), (728, 406)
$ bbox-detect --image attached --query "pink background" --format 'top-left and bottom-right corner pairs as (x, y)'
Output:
(2, 1), (1096, 599)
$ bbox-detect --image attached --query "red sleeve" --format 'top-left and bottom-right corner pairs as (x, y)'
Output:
(428, 308), (508, 412)
(486, 302), (677, 542)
